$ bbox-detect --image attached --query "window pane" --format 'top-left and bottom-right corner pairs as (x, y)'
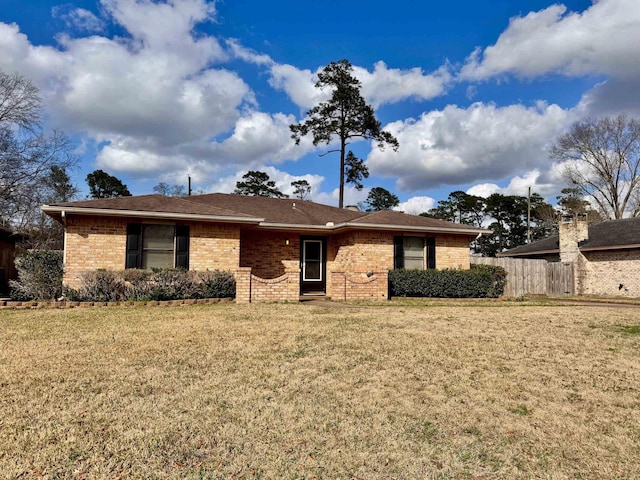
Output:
(404, 257), (424, 270)
(305, 260), (321, 280)
(141, 224), (175, 269)
(142, 250), (174, 269)
(142, 225), (174, 250)
(305, 241), (321, 261)
(403, 237), (424, 270)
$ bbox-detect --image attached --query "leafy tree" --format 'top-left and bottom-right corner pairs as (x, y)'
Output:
(344, 150), (369, 191)
(556, 187), (605, 223)
(475, 193), (554, 256)
(291, 179), (311, 200)
(422, 191), (486, 227)
(551, 114), (640, 219)
(290, 59), (399, 208)
(0, 70), (76, 230)
(86, 169), (131, 199)
(363, 187), (399, 212)
(234, 171), (288, 198)
(153, 182), (186, 197)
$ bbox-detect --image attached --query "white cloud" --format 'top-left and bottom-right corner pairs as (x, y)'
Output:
(466, 166), (569, 203)
(367, 101), (571, 192)
(52, 5), (107, 33)
(460, 0), (640, 81)
(0, 0), (261, 181)
(314, 186), (369, 208)
(208, 111), (310, 168)
(268, 63), (325, 111)
(268, 60), (452, 110)
(355, 61), (452, 108)
(208, 166), (324, 197)
(577, 79), (640, 118)
(394, 196), (436, 215)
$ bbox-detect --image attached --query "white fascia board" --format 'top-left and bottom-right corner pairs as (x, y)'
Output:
(497, 248), (559, 257)
(258, 221), (490, 235)
(340, 222), (491, 235)
(41, 205), (263, 224)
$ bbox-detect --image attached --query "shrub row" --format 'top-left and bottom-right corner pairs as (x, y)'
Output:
(65, 269), (236, 302)
(389, 264), (506, 298)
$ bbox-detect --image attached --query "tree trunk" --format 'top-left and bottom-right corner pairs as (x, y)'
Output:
(339, 138), (346, 208)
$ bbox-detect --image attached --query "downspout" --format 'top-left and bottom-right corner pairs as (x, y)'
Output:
(61, 211), (67, 268)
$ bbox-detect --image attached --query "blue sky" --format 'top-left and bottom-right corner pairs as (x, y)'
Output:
(1, 0), (638, 212)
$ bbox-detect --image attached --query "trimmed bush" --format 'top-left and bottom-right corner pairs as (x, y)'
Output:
(10, 250), (64, 301)
(66, 269), (236, 302)
(389, 265), (506, 298)
(198, 270), (236, 299)
(68, 270), (127, 302)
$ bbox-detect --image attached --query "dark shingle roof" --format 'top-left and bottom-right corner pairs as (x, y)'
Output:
(351, 209), (483, 233)
(499, 217), (640, 257)
(43, 193), (489, 235)
(187, 193), (362, 225)
(47, 194), (254, 218)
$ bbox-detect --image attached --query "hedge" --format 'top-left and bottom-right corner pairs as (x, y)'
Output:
(389, 264), (506, 298)
(65, 269), (236, 302)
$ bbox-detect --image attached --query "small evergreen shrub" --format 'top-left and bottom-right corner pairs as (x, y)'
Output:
(66, 269), (236, 302)
(10, 250), (64, 301)
(470, 264), (507, 298)
(197, 270), (235, 299)
(389, 265), (506, 298)
(66, 270), (127, 302)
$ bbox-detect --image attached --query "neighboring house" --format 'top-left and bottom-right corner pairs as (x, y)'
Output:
(499, 214), (640, 297)
(42, 193), (489, 302)
(0, 225), (20, 295)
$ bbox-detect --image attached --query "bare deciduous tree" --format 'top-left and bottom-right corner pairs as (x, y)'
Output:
(551, 114), (640, 219)
(0, 70), (77, 235)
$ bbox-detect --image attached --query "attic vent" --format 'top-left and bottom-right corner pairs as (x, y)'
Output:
(345, 205), (359, 212)
(292, 202), (296, 209)
(326, 221), (335, 227)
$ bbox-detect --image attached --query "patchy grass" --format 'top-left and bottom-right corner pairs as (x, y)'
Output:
(618, 325), (640, 336)
(1, 302), (640, 479)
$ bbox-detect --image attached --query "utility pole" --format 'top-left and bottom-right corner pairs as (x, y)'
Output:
(188, 176), (192, 196)
(527, 186), (531, 243)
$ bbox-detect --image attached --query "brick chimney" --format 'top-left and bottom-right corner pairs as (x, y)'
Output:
(559, 213), (589, 263)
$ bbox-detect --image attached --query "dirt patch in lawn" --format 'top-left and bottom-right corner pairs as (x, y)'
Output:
(1, 301), (639, 478)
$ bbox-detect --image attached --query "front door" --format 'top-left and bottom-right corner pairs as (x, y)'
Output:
(300, 236), (326, 295)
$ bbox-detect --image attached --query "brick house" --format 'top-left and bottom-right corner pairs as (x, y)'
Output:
(43, 193), (488, 302)
(499, 214), (640, 297)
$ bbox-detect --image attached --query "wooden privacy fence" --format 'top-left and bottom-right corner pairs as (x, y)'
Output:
(472, 257), (574, 297)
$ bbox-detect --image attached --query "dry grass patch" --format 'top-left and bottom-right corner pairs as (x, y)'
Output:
(1, 301), (639, 479)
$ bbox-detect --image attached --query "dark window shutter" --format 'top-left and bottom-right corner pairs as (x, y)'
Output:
(426, 237), (436, 269)
(126, 223), (142, 269)
(175, 225), (190, 270)
(393, 236), (404, 269)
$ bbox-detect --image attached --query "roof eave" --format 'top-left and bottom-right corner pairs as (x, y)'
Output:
(498, 248), (560, 257)
(41, 205), (263, 224)
(580, 243), (640, 252)
(257, 221), (490, 235)
(341, 222), (491, 235)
